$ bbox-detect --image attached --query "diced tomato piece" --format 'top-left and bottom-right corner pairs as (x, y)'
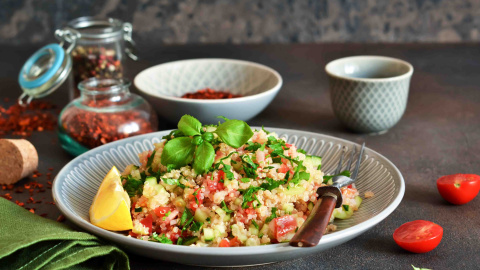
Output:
(285, 143), (293, 148)
(206, 172), (225, 192)
(229, 237), (242, 247)
(140, 215), (153, 234)
(218, 170), (225, 181)
(129, 231), (139, 238)
(278, 163), (289, 174)
(154, 207), (175, 218)
(187, 188), (204, 211)
(272, 215), (297, 240)
(219, 239), (230, 247)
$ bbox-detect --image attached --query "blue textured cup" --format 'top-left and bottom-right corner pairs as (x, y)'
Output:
(326, 56), (413, 134)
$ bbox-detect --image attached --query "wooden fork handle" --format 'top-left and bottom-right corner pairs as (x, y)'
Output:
(289, 195), (337, 247)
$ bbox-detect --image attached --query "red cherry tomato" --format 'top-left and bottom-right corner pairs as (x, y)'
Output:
(393, 220), (443, 253)
(437, 174), (480, 205)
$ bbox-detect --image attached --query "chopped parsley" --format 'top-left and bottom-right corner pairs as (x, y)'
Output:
(162, 178), (186, 188)
(239, 186), (262, 209)
(265, 207), (278, 223)
(343, 205), (350, 211)
(240, 177), (251, 183)
(251, 220), (259, 229)
(146, 150), (156, 168)
(134, 207), (142, 212)
(260, 177), (286, 191)
(151, 232), (173, 244)
(123, 175), (143, 197)
(221, 200), (234, 213)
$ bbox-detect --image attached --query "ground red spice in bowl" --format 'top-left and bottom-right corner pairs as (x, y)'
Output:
(181, 88), (242, 99)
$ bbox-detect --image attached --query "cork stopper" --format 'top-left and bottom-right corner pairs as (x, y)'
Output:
(0, 139), (38, 185)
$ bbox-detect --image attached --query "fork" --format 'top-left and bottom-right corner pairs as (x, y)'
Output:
(289, 143), (365, 247)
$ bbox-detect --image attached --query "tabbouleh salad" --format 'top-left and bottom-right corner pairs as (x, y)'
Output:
(121, 115), (362, 247)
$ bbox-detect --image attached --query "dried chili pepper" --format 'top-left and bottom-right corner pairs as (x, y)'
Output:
(181, 88), (242, 99)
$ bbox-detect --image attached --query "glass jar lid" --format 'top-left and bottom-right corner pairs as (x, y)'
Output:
(18, 43), (73, 105)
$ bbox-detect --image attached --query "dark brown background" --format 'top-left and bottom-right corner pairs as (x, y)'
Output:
(1, 43), (479, 269)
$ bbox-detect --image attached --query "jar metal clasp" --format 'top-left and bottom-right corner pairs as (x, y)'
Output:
(123, 22), (138, 61)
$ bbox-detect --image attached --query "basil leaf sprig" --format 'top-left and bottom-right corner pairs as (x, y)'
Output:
(160, 115), (254, 175)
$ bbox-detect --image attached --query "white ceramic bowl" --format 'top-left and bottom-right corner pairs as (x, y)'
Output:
(52, 128), (405, 267)
(134, 59), (283, 124)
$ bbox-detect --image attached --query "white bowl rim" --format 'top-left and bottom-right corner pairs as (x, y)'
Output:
(325, 55), (414, 82)
(52, 127), (405, 257)
(134, 58), (283, 104)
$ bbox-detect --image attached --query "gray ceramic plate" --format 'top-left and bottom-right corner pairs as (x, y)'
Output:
(52, 128), (404, 267)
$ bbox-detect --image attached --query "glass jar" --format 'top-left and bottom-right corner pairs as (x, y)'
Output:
(58, 78), (157, 156)
(55, 17), (137, 99)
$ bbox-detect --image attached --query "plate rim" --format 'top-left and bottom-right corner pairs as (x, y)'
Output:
(52, 127), (405, 256)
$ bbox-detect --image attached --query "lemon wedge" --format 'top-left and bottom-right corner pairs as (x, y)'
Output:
(89, 166), (133, 231)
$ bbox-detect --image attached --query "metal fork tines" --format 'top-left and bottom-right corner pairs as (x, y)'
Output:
(331, 142), (365, 188)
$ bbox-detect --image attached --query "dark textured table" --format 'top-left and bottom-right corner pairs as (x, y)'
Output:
(1, 44), (479, 270)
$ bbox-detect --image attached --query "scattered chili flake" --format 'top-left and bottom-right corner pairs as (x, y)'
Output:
(57, 214), (66, 222)
(40, 213), (48, 217)
(46, 201), (56, 205)
(48, 168), (54, 171)
(15, 200), (25, 207)
(0, 101), (57, 138)
(181, 88), (243, 100)
(2, 193), (12, 200)
(29, 208), (35, 214)
(15, 187), (24, 193)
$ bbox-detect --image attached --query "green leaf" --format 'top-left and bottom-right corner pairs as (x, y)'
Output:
(251, 220), (259, 229)
(146, 150), (156, 168)
(123, 175), (143, 197)
(265, 207), (278, 223)
(190, 221), (203, 232)
(161, 178), (186, 189)
(215, 119), (254, 148)
(260, 177), (286, 190)
(217, 116), (231, 121)
(221, 201), (234, 213)
(343, 205), (350, 211)
(193, 141), (215, 175)
(161, 137), (195, 169)
(323, 170), (351, 184)
(178, 115), (202, 136)
(240, 178), (251, 183)
(151, 232), (173, 244)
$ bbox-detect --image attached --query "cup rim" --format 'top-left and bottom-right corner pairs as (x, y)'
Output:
(325, 55), (414, 82)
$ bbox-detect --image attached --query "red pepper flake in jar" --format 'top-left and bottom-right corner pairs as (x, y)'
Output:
(59, 78), (157, 151)
(181, 88), (243, 100)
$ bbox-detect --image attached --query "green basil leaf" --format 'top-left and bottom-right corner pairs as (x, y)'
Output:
(161, 137), (195, 169)
(178, 115), (202, 136)
(215, 119), (254, 148)
(193, 141), (215, 175)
